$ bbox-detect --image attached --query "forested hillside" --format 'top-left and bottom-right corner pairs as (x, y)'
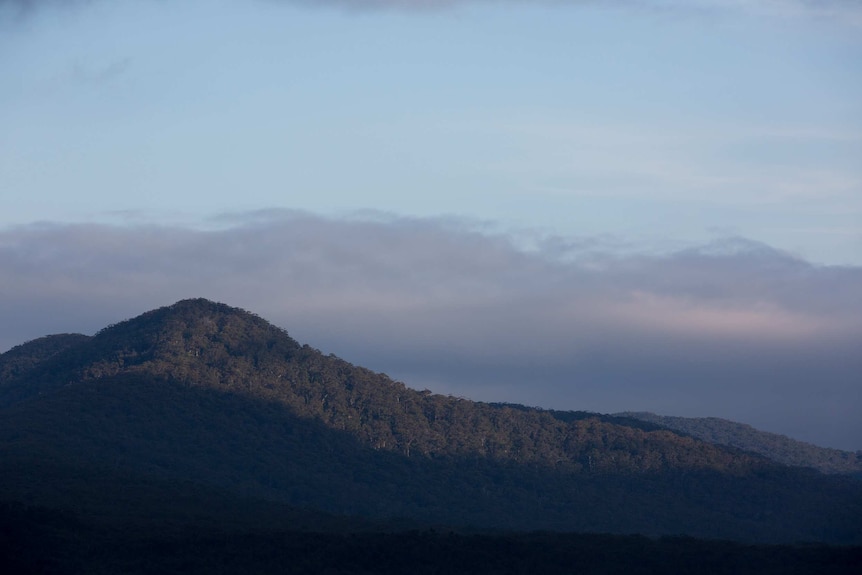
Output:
(0, 299), (764, 474)
(2, 299), (861, 545)
(0, 333), (90, 382)
(620, 412), (862, 475)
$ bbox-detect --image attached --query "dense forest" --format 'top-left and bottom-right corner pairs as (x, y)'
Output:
(620, 412), (862, 476)
(2, 299), (861, 571)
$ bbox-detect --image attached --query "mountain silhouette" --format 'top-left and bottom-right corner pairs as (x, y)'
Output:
(1, 298), (860, 544)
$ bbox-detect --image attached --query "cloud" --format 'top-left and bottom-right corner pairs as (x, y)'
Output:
(1, 212), (860, 450)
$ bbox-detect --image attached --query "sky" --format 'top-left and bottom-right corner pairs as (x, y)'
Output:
(1, 0), (861, 450)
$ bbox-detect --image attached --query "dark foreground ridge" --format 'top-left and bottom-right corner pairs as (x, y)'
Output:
(1, 299), (861, 570)
(3, 500), (860, 575)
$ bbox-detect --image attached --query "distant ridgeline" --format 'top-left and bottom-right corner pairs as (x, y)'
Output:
(1, 298), (861, 546)
(618, 412), (862, 476)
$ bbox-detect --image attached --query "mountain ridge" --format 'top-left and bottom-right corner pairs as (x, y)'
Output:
(3, 300), (854, 472)
(0, 298), (764, 473)
(618, 411), (862, 476)
(2, 298), (861, 544)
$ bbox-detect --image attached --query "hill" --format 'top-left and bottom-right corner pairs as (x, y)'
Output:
(0, 333), (91, 382)
(619, 412), (862, 476)
(2, 298), (861, 545)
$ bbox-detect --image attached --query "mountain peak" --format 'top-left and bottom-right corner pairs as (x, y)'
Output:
(164, 297), (233, 313)
(94, 297), (293, 348)
(99, 298), (253, 333)
(0, 299), (303, 407)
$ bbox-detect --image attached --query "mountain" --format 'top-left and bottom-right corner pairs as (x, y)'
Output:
(0, 333), (90, 382)
(2, 298), (861, 545)
(619, 412), (862, 476)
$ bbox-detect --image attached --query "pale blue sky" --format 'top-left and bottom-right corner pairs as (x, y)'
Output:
(2, 0), (860, 263)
